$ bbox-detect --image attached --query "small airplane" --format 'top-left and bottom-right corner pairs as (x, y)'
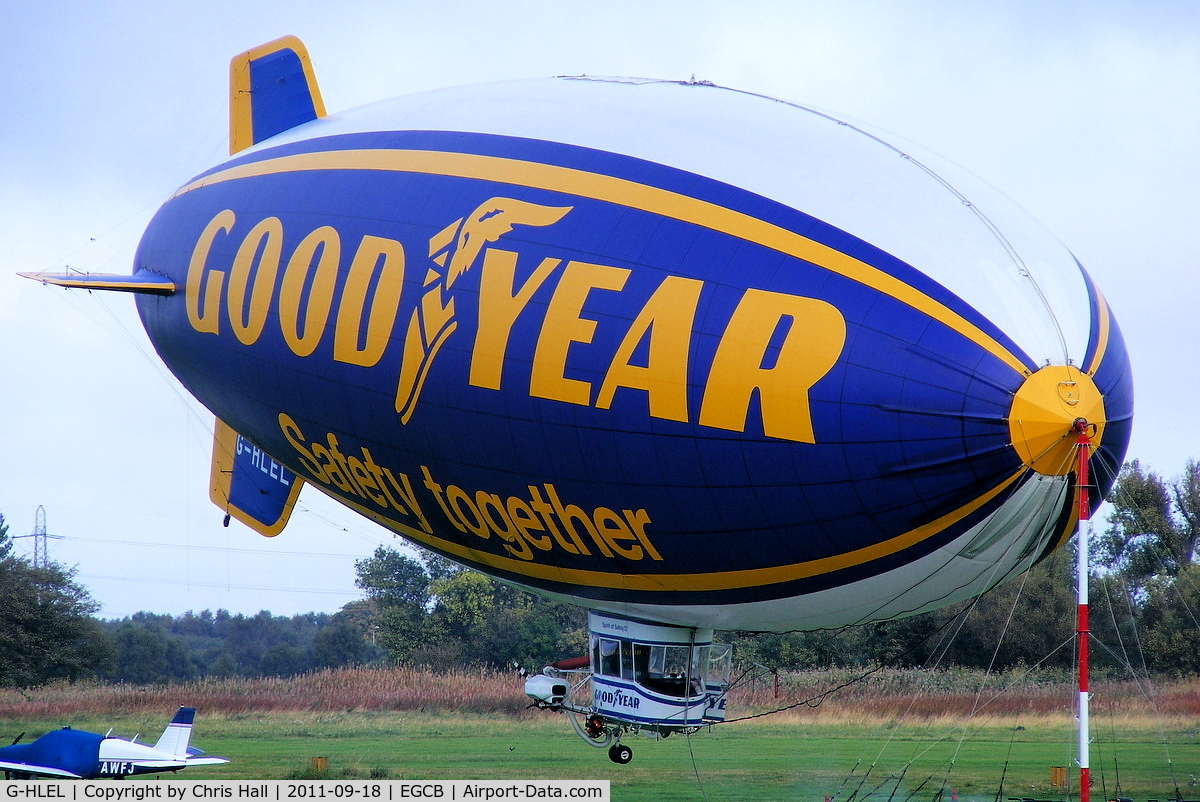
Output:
(0, 706), (228, 779)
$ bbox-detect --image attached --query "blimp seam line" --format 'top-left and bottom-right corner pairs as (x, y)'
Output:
(319, 463), (1028, 593)
(173, 147), (1032, 378)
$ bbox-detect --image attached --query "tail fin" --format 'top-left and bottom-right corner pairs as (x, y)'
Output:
(229, 35), (326, 155)
(17, 270), (176, 295)
(153, 707), (196, 757)
(210, 419), (304, 537)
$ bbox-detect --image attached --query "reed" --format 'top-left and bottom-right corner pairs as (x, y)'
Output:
(734, 666), (1200, 720)
(3, 666), (1200, 725)
(0, 667), (534, 718)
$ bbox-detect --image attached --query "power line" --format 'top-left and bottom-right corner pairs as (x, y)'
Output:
(56, 533), (372, 560)
(12, 505), (64, 568)
(77, 571), (363, 597)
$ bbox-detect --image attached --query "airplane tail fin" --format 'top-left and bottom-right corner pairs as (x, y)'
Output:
(210, 419), (303, 537)
(153, 707), (196, 757)
(229, 35), (326, 155)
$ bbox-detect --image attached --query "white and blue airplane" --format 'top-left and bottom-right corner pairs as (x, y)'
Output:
(0, 706), (228, 779)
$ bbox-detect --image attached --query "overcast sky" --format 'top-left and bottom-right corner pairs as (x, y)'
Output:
(1, 1), (1197, 620)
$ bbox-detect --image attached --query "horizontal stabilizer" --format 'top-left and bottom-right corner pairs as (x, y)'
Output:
(18, 270), (176, 295)
(229, 35), (326, 155)
(184, 756), (230, 766)
(210, 419), (303, 537)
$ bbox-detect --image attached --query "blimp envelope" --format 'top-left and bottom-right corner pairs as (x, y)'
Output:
(125, 59), (1131, 633)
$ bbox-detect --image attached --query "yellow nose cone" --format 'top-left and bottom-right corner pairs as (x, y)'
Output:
(1008, 365), (1105, 476)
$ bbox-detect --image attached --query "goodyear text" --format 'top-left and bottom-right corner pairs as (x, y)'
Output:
(185, 199), (846, 443)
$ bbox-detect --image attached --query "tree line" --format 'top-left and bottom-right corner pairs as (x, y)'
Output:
(1, 458), (1198, 688)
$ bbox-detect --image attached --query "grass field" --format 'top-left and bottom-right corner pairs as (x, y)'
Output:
(3, 668), (1199, 800)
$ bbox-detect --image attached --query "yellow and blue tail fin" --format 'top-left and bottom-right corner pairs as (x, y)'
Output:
(210, 419), (303, 537)
(215, 37), (321, 532)
(229, 35), (326, 155)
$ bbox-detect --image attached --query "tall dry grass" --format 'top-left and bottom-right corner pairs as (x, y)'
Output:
(4, 666), (1200, 723)
(0, 667), (534, 719)
(730, 666), (1200, 723)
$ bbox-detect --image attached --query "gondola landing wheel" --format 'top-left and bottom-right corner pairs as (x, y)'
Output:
(608, 743), (632, 764)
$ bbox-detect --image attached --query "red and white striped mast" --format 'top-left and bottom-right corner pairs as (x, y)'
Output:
(1073, 417), (1094, 802)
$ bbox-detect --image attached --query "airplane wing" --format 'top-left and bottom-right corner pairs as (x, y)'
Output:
(0, 759), (83, 779)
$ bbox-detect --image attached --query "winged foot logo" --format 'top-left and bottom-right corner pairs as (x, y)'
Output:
(396, 198), (572, 423)
(184, 196), (847, 441)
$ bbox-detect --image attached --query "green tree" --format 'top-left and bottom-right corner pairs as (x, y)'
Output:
(107, 622), (194, 684)
(356, 547), (431, 609)
(1172, 460), (1200, 562)
(1082, 458), (1200, 677)
(311, 619), (372, 668)
(421, 567), (586, 670)
(723, 628), (848, 672)
(422, 551), (461, 582)
(0, 512), (12, 560)
(355, 546), (431, 663)
(260, 642), (309, 676)
(0, 516), (111, 687)
(428, 570), (495, 641)
(1137, 563), (1200, 675)
(940, 553), (1076, 670)
(1098, 460), (1200, 586)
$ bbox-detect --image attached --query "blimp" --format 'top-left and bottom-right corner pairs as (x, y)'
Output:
(23, 37), (1131, 760)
